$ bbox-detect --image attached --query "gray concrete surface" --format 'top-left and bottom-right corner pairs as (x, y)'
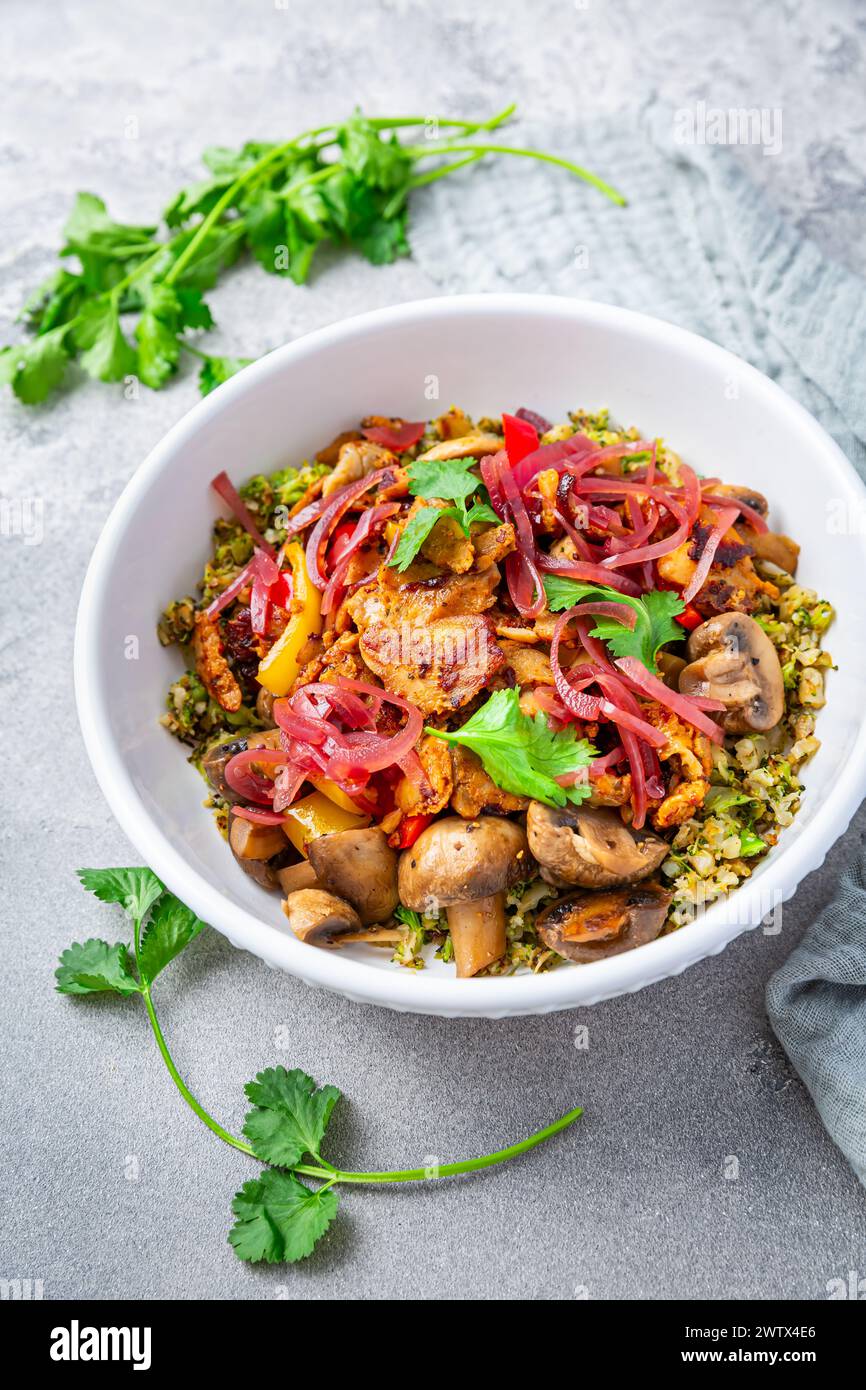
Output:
(2, 0), (865, 1300)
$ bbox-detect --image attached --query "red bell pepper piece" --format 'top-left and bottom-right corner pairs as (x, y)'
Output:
(394, 813), (433, 849)
(502, 412), (540, 467)
(675, 603), (703, 631)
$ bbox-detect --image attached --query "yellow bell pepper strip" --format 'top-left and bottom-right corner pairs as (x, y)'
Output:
(282, 791), (370, 857)
(309, 775), (369, 815)
(256, 541), (322, 696)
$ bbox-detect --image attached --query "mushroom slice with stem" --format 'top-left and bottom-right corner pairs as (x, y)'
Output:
(679, 611), (784, 733)
(415, 432), (504, 463)
(307, 827), (399, 924)
(537, 882), (672, 963)
(397, 816), (532, 978)
(282, 888), (402, 949)
(526, 802), (668, 890)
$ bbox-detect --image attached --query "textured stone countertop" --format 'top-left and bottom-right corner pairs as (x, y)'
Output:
(2, 0), (865, 1300)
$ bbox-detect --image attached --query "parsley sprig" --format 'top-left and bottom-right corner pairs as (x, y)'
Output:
(4, 106), (624, 405)
(543, 575), (685, 673)
(59, 868), (583, 1266)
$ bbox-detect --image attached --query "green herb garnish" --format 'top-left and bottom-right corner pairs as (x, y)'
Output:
(389, 457), (499, 570)
(426, 688), (597, 807)
(543, 575), (685, 673)
(4, 106), (624, 405)
(59, 867), (583, 1266)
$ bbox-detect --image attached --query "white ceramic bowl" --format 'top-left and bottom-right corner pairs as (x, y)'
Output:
(75, 294), (866, 1017)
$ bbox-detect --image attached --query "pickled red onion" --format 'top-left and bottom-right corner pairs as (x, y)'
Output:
(681, 506), (740, 604)
(211, 471), (276, 558)
(613, 657), (724, 743)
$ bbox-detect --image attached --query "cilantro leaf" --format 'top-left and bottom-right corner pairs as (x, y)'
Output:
(0, 328), (70, 403)
(61, 192), (158, 293)
(426, 688), (597, 808)
(76, 867), (164, 922)
(135, 282), (183, 388)
(243, 1067), (341, 1167)
(55, 939), (141, 996)
(19, 268), (86, 333)
(137, 894), (206, 985)
(463, 498), (500, 528)
(407, 456), (481, 504)
(70, 297), (137, 381)
(542, 575), (685, 673)
(229, 1168), (339, 1264)
(337, 114), (412, 193)
(389, 505), (449, 571)
(198, 353), (254, 397)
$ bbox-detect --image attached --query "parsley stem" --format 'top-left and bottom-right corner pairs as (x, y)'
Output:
(131, 911), (256, 1158)
(369, 103), (516, 134)
(408, 151), (486, 189)
(293, 1106), (584, 1184)
(405, 141), (627, 206)
(141, 984), (256, 1157)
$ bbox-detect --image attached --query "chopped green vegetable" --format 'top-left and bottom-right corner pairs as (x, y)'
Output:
(738, 829), (767, 857)
(426, 688), (597, 807)
(543, 575), (685, 673)
(59, 867), (584, 1268)
(5, 105), (624, 405)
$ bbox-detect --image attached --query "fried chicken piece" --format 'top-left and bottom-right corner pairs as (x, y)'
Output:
(359, 614), (506, 716)
(652, 778), (711, 829)
(411, 499), (474, 574)
(449, 746), (529, 818)
(394, 735), (453, 816)
(587, 771), (633, 807)
(499, 639), (554, 687)
(192, 612), (242, 712)
(473, 521), (516, 568)
(642, 700), (713, 829)
(322, 440), (398, 497)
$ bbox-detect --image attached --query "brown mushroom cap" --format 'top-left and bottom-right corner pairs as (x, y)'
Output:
(526, 802), (668, 889)
(397, 816), (531, 911)
(282, 888), (362, 947)
(679, 611), (784, 733)
(202, 735), (249, 803)
(307, 828), (399, 924)
(537, 882), (672, 962)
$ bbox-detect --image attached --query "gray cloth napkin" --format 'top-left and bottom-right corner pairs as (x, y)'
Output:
(414, 113), (866, 1184)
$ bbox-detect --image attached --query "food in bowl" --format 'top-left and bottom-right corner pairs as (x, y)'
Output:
(158, 404), (833, 978)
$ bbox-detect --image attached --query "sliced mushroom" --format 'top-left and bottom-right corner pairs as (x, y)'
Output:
(255, 686), (276, 725)
(307, 827), (399, 924)
(228, 809), (288, 890)
(415, 433), (504, 463)
(537, 882), (672, 962)
(749, 530), (800, 575)
(397, 816), (531, 978)
(679, 611), (784, 733)
(202, 735), (249, 802)
(526, 802), (668, 889)
(275, 859), (320, 895)
(282, 888), (362, 946)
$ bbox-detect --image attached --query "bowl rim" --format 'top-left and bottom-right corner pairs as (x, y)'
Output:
(74, 292), (866, 1017)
